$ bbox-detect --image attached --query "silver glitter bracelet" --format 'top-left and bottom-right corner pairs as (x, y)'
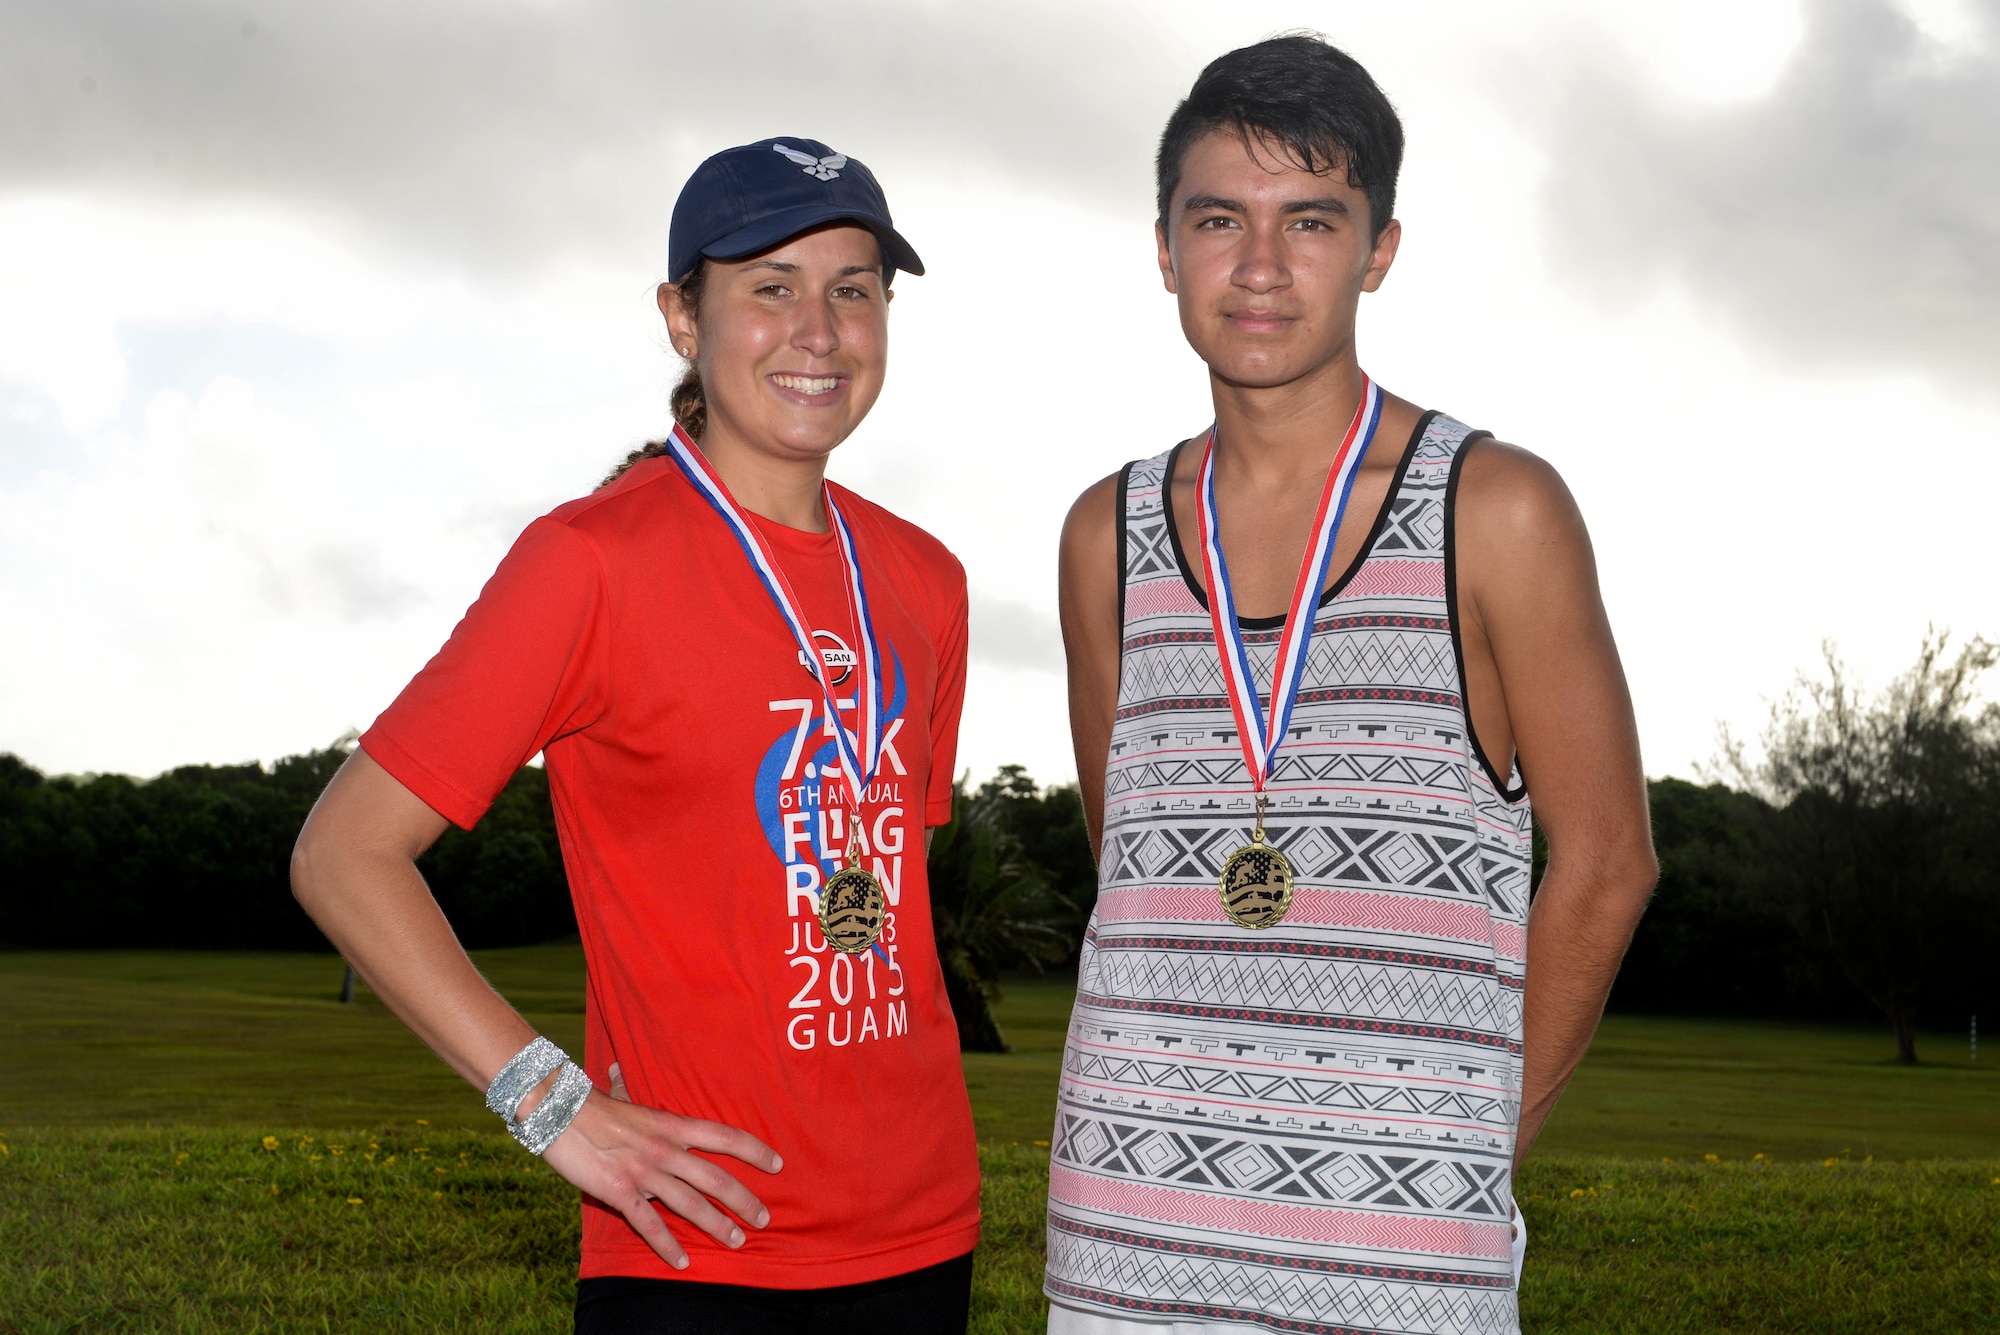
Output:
(512, 1061), (592, 1155)
(485, 1036), (567, 1122)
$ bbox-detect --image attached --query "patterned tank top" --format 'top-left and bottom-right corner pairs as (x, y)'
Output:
(1045, 412), (1533, 1335)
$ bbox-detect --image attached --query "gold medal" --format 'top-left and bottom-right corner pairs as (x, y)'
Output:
(1219, 794), (1294, 929)
(819, 853), (886, 954)
(661, 425), (894, 956)
(1193, 384), (1382, 936)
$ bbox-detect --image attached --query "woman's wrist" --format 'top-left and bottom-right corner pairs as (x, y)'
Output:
(486, 1035), (590, 1154)
(513, 1066), (561, 1118)
(485, 1036), (565, 1117)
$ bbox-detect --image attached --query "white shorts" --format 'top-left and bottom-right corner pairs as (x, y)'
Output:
(1047, 1306), (1258, 1335)
(1047, 1199), (1527, 1333)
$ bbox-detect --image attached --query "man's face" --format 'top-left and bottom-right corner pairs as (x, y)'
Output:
(1157, 130), (1400, 389)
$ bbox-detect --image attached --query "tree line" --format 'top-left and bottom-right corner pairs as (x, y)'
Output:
(2, 635), (1994, 1059)
(0, 741), (572, 952)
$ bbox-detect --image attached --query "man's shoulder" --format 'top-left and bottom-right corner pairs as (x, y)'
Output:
(1449, 435), (1593, 609)
(1073, 468), (1125, 512)
(1453, 436), (1579, 534)
(1063, 440), (1193, 544)
(1061, 471), (1124, 561)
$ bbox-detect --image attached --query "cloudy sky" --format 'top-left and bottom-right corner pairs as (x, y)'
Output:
(4, 0), (1996, 789)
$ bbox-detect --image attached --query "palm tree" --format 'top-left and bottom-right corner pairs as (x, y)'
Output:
(926, 777), (1077, 1052)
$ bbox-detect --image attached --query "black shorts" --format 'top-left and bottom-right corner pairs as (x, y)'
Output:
(573, 1251), (974, 1335)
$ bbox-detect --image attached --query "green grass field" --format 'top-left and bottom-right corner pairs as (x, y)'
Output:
(3, 947), (1998, 1331)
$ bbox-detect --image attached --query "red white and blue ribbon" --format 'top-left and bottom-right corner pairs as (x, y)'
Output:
(1194, 375), (1383, 792)
(661, 423), (884, 825)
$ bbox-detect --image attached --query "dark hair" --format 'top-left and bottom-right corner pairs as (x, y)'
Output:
(600, 263), (711, 488)
(1156, 33), (1403, 238)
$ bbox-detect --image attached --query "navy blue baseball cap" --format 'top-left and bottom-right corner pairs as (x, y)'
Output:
(667, 137), (924, 285)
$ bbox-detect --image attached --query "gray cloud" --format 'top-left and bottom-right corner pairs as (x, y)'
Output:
(969, 590), (1063, 674)
(258, 540), (424, 621)
(2, 0), (1186, 276)
(1531, 0), (2000, 392)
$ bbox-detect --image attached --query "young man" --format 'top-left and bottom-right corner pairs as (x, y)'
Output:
(1044, 36), (1655, 1335)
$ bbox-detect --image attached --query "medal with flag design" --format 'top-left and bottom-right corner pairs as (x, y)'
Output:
(1196, 375), (1384, 928)
(661, 423), (889, 953)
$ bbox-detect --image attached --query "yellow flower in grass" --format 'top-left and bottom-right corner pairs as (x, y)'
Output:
(1661, 1157), (1674, 1165)
(384, 1156), (396, 1166)
(416, 1119), (429, 1127)
(1569, 1188), (1586, 1199)
(432, 1190), (443, 1199)
(310, 1155), (323, 1163)
(1824, 1158), (1838, 1167)
(346, 1197), (363, 1206)
(1753, 1153), (1766, 1161)
(261, 1136), (279, 1152)
(175, 1152), (189, 1166)
(1033, 1140), (1050, 1148)
(1704, 1154), (1719, 1163)
(435, 1166), (447, 1176)
(0, 1143), (10, 1157)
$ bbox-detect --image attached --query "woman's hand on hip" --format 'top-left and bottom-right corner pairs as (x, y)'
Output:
(539, 1062), (783, 1271)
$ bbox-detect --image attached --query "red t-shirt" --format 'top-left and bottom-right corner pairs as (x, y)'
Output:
(360, 454), (979, 1287)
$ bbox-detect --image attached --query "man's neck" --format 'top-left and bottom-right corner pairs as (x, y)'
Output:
(698, 425), (831, 534)
(1208, 355), (1369, 489)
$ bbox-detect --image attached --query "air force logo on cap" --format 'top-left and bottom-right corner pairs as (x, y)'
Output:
(667, 136), (925, 284)
(774, 143), (847, 181)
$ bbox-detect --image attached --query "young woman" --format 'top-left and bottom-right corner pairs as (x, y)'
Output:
(291, 138), (980, 1334)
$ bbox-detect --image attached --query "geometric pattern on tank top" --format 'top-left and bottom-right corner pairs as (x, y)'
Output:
(1045, 412), (1533, 1335)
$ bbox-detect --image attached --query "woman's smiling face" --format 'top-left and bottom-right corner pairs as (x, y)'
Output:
(661, 224), (891, 468)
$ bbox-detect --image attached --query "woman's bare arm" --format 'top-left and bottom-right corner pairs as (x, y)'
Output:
(291, 749), (782, 1269)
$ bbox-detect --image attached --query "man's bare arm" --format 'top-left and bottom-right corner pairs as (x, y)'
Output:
(1455, 442), (1657, 1167)
(1058, 472), (1124, 861)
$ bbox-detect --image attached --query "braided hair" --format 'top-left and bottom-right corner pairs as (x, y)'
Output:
(599, 263), (710, 488)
